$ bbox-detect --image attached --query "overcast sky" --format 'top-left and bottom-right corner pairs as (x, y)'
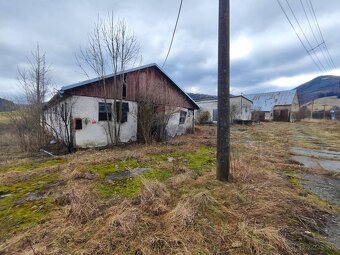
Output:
(1, 0), (340, 99)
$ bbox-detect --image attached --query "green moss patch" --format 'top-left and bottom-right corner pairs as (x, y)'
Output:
(0, 173), (59, 239)
(184, 147), (215, 173)
(287, 173), (300, 187)
(96, 169), (171, 198)
(93, 146), (215, 198)
(151, 146), (216, 174)
(0, 158), (66, 173)
(89, 159), (142, 179)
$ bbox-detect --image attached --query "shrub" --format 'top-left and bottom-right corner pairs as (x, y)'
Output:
(196, 110), (211, 124)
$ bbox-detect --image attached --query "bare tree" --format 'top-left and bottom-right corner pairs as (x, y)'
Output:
(45, 97), (77, 153)
(135, 79), (184, 144)
(77, 14), (139, 146)
(11, 44), (52, 152)
(76, 18), (115, 145)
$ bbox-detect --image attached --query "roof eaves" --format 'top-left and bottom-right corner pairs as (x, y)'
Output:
(59, 63), (199, 110)
(152, 64), (200, 109)
(60, 63), (158, 92)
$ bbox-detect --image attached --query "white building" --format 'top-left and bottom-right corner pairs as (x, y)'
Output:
(45, 64), (199, 148)
(195, 95), (253, 123)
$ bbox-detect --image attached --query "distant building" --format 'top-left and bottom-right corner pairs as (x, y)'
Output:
(194, 95), (253, 123)
(45, 63), (199, 148)
(245, 90), (299, 122)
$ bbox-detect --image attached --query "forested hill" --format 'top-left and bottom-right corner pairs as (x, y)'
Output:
(296, 75), (340, 105)
(0, 98), (15, 112)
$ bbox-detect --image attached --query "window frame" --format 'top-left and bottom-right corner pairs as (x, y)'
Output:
(115, 101), (129, 124)
(179, 110), (187, 124)
(98, 102), (113, 121)
(74, 118), (82, 130)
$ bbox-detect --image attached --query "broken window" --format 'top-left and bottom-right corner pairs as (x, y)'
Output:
(115, 101), (129, 123)
(99, 102), (112, 121)
(75, 118), (82, 130)
(213, 109), (218, 121)
(179, 110), (187, 124)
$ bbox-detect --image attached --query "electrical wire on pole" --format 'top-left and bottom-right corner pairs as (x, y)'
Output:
(299, 0), (333, 70)
(307, 0), (336, 69)
(162, 0), (183, 68)
(284, 0), (327, 72)
(276, 0), (323, 72)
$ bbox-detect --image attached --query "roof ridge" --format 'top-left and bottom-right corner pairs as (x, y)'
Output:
(58, 63), (199, 109)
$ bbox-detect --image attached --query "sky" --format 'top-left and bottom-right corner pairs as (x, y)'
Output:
(1, 0), (340, 100)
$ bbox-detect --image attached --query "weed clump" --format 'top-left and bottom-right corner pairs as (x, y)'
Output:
(64, 186), (100, 224)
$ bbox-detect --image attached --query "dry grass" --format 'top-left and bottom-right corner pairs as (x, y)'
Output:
(63, 185), (101, 224)
(0, 123), (339, 254)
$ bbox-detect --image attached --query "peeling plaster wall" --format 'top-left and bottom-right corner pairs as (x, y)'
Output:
(46, 95), (195, 148)
(166, 108), (194, 137)
(46, 95), (138, 148)
(72, 96), (137, 147)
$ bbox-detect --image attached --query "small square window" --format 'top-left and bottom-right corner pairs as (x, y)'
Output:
(75, 118), (82, 130)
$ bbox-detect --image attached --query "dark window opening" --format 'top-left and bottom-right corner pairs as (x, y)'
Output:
(64, 102), (68, 120)
(75, 118), (82, 130)
(179, 110), (187, 124)
(99, 102), (112, 121)
(213, 109), (218, 121)
(116, 101), (129, 123)
(122, 74), (127, 99)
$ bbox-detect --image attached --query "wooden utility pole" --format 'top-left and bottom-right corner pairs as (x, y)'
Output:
(310, 100), (314, 119)
(216, 0), (230, 181)
(322, 104), (327, 120)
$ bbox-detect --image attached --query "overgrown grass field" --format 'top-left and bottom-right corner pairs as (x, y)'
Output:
(0, 119), (339, 254)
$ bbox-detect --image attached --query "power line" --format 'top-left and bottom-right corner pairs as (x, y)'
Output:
(162, 0), (183, 68)
(307, 0), (336, 69)
(284, 0), (327, 72)
(299, 0), (333, 70)
(276, 0), (323, 72)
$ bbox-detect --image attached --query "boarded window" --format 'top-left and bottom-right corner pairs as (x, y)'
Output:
(179, 110), (187, 124)
(75, 118), (82, 130)
(213, 109), (218, 121)
(115, 102), (129, 123)
(99, 102), (112, 121)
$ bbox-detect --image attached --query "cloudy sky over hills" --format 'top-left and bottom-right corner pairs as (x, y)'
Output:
(1, 0), (340, 99)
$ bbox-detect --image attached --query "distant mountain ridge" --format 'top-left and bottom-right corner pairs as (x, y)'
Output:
(0, 98), (15, 112)
(296, 75), (340, 106)
(187, 93), (218, 102)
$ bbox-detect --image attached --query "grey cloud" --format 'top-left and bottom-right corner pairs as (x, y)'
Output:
(0, 0), (340, 98)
